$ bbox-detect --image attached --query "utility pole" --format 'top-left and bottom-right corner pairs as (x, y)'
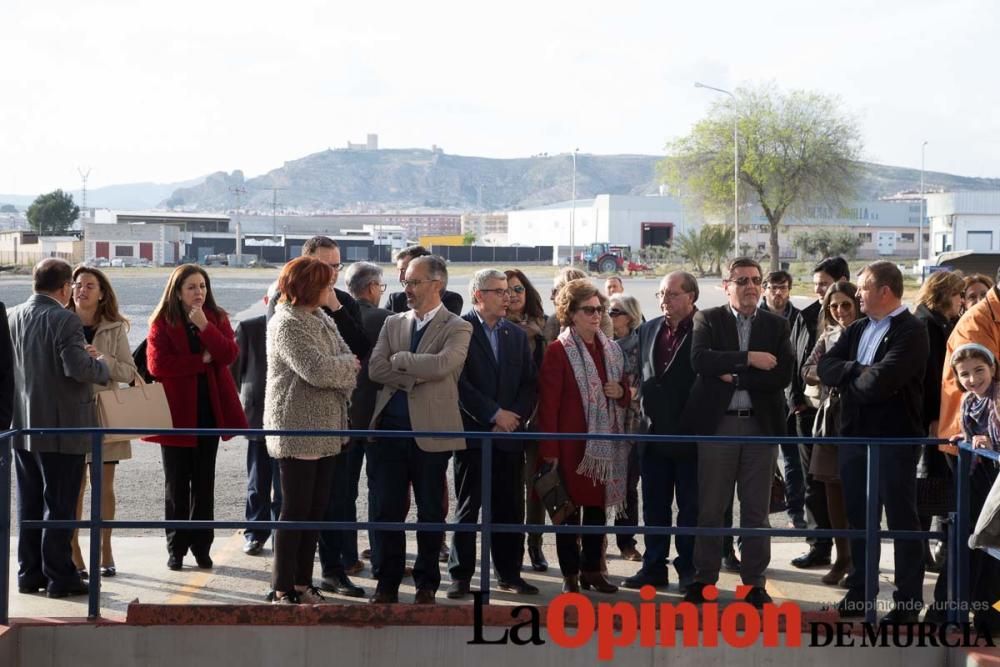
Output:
(229, 185), (247, 266)
(267, 187), (286, 241)
(78, 167), (91, 219)
(919, 141), (928, 264)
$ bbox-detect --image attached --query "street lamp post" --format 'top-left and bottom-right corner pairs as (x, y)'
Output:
(694, 82), (739, 257)
(919, 140), (928, 263)
(570, 148), (578, 266)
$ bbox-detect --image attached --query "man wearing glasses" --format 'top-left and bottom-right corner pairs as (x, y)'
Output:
(622, 271), (700, 593)
(385, 245), (464, 316)
(367, 255), (473, 604)
(683, 257), (793, 609)
(447, 269), (538, 599)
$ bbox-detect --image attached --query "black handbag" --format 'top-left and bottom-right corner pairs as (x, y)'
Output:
(770, 466), (788, 514)
(533, 462), (577, 525)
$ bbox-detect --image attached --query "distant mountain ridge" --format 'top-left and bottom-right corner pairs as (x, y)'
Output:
(0, 176), (206, 211)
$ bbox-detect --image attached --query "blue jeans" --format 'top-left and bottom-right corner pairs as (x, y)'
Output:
(245, 439), (282, 545)
(638, 445), (698, 579)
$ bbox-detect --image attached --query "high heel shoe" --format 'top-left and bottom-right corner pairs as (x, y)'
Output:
(562, 575), (580, 593)
(580, 571), (618, 594)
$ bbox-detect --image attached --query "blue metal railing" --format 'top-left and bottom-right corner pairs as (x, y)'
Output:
(0, 426), (994, 627)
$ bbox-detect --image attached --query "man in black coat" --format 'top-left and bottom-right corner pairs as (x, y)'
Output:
(0, 299), (13, 430)
(682, 258), (794, 609)
(622, 271), (700, 592)
(232, 308), (281, 556)
(818, 260), (929, 624)
(385, 245), (464, 316)
(318, 261), (393, 597)
(447, 269), (538, 599)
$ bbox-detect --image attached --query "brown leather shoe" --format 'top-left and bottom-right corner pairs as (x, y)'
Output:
(345, 560), (365, 575)
(580, 571), (618, 594)
(369, 588), (398, 604)
(619, 546), (643, 562)
(414, 588), (436, 604)
(562, 575), (580, 593)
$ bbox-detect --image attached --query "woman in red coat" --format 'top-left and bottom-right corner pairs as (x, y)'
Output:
(538, 279), (629, 594)
(145, 264), (247, 571)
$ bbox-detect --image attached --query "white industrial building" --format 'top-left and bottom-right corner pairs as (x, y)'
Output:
(927, 191), (1000, 276)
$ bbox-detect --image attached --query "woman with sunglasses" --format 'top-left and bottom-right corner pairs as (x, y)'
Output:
(504, 269), (550, 571)
(802, 281), (860, 586)
(537, 279), (629, 594)
(608, 293), (644, 563)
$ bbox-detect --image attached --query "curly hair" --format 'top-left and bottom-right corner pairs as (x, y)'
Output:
(555, 279), (606, 327)
(916, 270), (965, 315)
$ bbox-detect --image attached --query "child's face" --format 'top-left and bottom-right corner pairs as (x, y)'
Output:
(955, 358), (994, 397)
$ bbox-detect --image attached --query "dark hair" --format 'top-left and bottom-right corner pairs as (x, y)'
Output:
(301, 236), (339, 256)
(726, 257), (762, 278)
(555, 279), (605, 327)
(951, 345), (1000, 385)
(813, 257), (850, 281)
(33, 258), (72, 293)
(860, 260), (904, 299)
(68, 265), (129, 329)
(278, 256), (334, 307)
(394, 245), (430, 263)
(818, 281), (860, 331)
(504, 268), (545, 320)
(606, 276), (623, 286)
(965, 273), (995, 292)
(764, 270), (793, 287)
(916, 270), (964, 315)
(149, 264), (225, 326)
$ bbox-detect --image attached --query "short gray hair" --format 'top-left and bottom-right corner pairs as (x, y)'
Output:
(409, 255), (448, 288)
(345, 261), (383, 297)
(609, 293), (642, 330)
(469, 268), (507, 305)
(664, 271), (700, 303)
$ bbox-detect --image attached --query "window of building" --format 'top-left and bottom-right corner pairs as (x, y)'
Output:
(115, 245), (134, 257)
(858, 233), (872, 243)
(900, 233), (915, 243)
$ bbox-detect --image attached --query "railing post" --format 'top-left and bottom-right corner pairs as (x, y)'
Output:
(864, 441), (880, 624)
(0, 434), (12, 625)
(954, 444), (972, 625)
(479, 438), (493, 605)
(946, 509), (958, 624)
(88, 431), (102, 620)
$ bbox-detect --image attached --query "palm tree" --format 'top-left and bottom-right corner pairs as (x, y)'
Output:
(703, 225), (736, 276)
(675, 229), (708, 275)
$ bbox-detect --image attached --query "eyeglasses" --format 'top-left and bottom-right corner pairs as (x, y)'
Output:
(608, 308), (627, 317)
(376, 283), (387, 293)
(327, 263), (344, 271)
(479, 288), (512, 298)
(655, 290), (689, 300)
(510, 285), (526, 294)
(728, 276), (763, 287)
(576, 305), (606, 316)
(401, 278), (440, 289)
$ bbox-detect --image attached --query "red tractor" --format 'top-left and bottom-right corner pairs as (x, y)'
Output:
(583, 243), (630, 274)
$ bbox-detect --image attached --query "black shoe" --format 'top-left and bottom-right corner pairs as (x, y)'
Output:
(791, 547), (831, 569)
(621, 571), (669, 590)
(527, 546), (548, 572)
(320, 572), (365, 598)
(17, 577), (48, 594)
(881, 606), (921, 625)
(497, 577), (539, 595)
(682, 582), (708, 605)
(47, 580), (90, 598)
(743, 586), (772, 609)
(677, 573), (695, 595)
(414, 588), (436, 604)
(267, 590), (300, 604)
(923, 604), (948, 625)
(193, 553), (213, 569)
(722, 550), (741, 572)
(369, 588), (399, 604)
(833, 593), (867, 619)
(446, 579), (471, 599)
(167, 555), (183, 571)
(243, 540), (263, 556)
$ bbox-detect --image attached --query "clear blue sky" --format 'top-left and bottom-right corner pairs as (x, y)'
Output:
(2, 0), (997, 194)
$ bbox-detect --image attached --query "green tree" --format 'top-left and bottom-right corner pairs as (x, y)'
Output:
(792, 228), (863, 260)
(702, 224), (736, 275)
(26, 189), (79, 235)
(674, 228), (708, 275)
(660, 83), (863, 271)
(462, 231), (476, 245)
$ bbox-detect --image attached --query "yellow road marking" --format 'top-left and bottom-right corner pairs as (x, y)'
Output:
(166, 531), (245, 604)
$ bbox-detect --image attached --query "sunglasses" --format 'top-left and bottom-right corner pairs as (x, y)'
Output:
(608, 308), (627, 317)
(729, 276), (763, 287)
(577, 306), (606, 316)
(510, 285), (526, 294)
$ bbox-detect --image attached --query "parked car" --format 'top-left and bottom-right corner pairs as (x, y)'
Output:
(110, 258), (126, 267)
(202, 253), (229, 266)
(84, 257), (111, 268)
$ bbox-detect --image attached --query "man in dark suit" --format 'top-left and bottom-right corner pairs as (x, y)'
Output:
(682, 257), (794, 609)
(231, 303), (281, 557)
(385, 245), (464, 316)
(818, 260), (929, 624)
(447, 269), (538, 599)
(622, 271), (700, 593)
(9, 258), (110, 598)
(0, 299), (13, 430)
(317, 261), (393, 597)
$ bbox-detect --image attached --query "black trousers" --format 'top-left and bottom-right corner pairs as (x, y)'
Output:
(318, 440), (366, 575)
(161, 437), (219, 558)
(365, 433), (451, 593)
(555, 506), (606, 576)
(272, 456), (337, 593)
(840, 443), (924, 604)
(15, 449), (86, 592)
(797, 410), (833, 552)
(449, 446), (525, 583)
(244, 439), (282, 545)
(614, 444), (640, 551)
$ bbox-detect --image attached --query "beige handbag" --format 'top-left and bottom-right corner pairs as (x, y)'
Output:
(95, 373), (174, 444)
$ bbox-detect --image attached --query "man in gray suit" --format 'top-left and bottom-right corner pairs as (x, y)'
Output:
(9, 258), (110, 598)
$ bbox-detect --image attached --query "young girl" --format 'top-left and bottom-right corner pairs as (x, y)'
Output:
(953, 343), (1000, 452)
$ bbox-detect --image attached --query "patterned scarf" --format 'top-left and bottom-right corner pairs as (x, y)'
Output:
(557, 326), (628, 513)
(962, 380), (1000, 452)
